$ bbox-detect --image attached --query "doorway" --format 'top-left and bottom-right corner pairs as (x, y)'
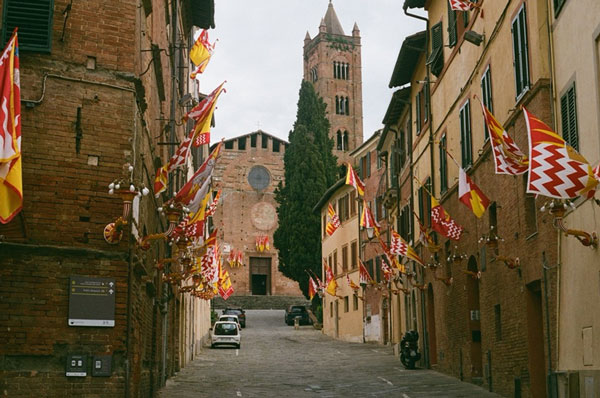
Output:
(382, 298), (389, 344)
(526, 280), (547, 398)
(427, 283), (438, 365)
(249, 257), (271, 295)
(466, 256), (482, 379)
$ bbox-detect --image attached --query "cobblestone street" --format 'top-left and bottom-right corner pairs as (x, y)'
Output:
(159, 310), (501, 398)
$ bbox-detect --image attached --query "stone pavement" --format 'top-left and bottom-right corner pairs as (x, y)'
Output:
(159, 310), (502, 398)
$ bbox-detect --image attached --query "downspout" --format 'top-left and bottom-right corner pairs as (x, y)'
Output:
(403, 3), (431, 369)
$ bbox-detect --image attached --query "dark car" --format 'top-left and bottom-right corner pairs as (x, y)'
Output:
(222, 307), (246, 328)
(284, 305), (311, 325)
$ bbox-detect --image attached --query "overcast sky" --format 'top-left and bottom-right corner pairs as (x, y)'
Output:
(199, 1), (425, 144)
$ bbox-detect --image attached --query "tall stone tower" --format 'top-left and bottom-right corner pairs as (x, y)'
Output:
(303, 1), (363, 165)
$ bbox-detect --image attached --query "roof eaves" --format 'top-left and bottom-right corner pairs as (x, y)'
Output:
(388, 30), (426, 88)
(313, 178), (346, 214)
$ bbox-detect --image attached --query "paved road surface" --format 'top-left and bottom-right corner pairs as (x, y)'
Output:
(159, 309), (501, 397)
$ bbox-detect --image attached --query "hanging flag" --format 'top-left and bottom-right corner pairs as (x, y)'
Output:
(345, 162), (365, 196)
(190, 56), (211, 80)
(153, 137), (195, 197)
(360, 200), (380, 237)
(184, 82), (226, 147)
(153, 165), (169, 197)
(431, 196), (464, 241)
(0, 30), (21, 224)
(346, 274), (360, 291)
(390, 229), (424, 266)
(186, 220), (204, 238)
(200, 235), (220, 286)
(524, 107), (598, 199)
(326, 203), (341, 236)
(449, 0), (475, 11)
(324, 263), (337, 296)
(189, 29), (214, 69)
(458, 167), (490, 218)
(187, 185), (212, 224)
(218, 266), (234, 300)
(478, 100), (528, 175)
(380, 238), (406, 274)
(380, 256), (394, 282)
(416, 215), (438, 251)
(308, 276), (318, 300)
(206, 189), (222, 217)
(359, 261), (373, 285)
(174, 140), (223, 205)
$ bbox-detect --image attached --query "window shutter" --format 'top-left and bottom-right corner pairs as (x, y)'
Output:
(429, 22), (444, 77)
(448, 6), (457, 47)
(367, 151), (371, 177)
(2, 0), (54, 53)
(561, 84), (578, 151)
(415, 92), (422, 134)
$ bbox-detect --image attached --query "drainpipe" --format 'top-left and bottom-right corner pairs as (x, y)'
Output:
(542, 252), (558, 398)
(403, 3), (431, 369)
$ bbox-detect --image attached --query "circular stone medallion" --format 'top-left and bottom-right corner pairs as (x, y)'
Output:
(251, 202), (277, 231)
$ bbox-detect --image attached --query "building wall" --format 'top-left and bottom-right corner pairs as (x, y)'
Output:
(211, 131), (303, 297)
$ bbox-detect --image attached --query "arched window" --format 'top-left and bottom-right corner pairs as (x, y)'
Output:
(335, 96), (340, 114)
(336, 130), (343, 150)
(345, 97), (350, 115)
(343, 131), (349, 151)
(333, 62), (337, 78)
(345, 63), (350, 80)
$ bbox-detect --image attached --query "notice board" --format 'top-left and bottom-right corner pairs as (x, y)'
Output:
(68, 276), (116, 327)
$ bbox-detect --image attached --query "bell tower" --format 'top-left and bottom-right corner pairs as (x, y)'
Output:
(303, 1), (363, 165)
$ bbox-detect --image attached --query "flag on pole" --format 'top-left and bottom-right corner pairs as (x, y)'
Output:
(524, 107), (598, 199)
(449, 0), (474, 11)
(206, 189), (221, 217)
(431, 196), (464, 241)
(380, 238), (406, 274)
(346, 274), (360, 291)
(458, 167), (490, 218)
(359, 261), (373, 285)
(189, 29), (214, 69)
(345, 162), (365, 196)
(174, 140), (223, 204)
(380, 255), (394, 282)
(184, 82), (226, 147)
(190, 57), (211, 80)
(0, 30), (21, 224)
(153, 165), (169, 197)
(308, 276), (319, 300)
(324, 263), (337, 296)
(360, 200), (380, 237)
(153, 137), (195, 196)
(187, 184), (212, 224)
(390, 229), (424, 266)
(326, 203), (341, 236)
(218, 267), (234, 300)
(478, 100), (528, 175)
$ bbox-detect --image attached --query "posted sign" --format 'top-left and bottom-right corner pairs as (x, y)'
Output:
(68, 276), (116, 327)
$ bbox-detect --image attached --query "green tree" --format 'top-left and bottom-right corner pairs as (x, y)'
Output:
(274, 81), (338, 298)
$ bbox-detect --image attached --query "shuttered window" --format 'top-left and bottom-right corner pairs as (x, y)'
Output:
(560, 83), (578, 151)
(448, 5), (457, 47)
(427, 22), (444, 77)
(439, 134), (448, 194)
(460, 100), (473, 168)
(2, 0), (54, 53)
(415, 91), (422, 135)
(481, 66), (493, 141)
(511, 5), (530, 100)
(554, 0), (567, 17)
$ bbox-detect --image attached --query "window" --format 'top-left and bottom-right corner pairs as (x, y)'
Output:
(225, 140), (234, 150)
(328, 255), (333, 274)
(333, 251), (338, 275)
(322, 214), (327, 237)
(351, 241), (358, 269)
(481, 66), (493, 141)
(366, 151), (371, 178)
(375, 196), (385, 221)
(554, 0), (567, 17)
(399, 130), (407, 168)
(489, 202), (497, 232)
(273, 139), (280, 152)
(338, 194), (349, 222)
(238, 137), (247, 150)
(353, 294), (359, 311)
(512, 5), (530, 100)
(400, 205), (411, 241)
(262, 134), (269, 149)
(247, 165), (270, 191)
(494, 304), (502, 341)
(418, 178), (432, 228)
(375, 256), (382, 283)
(311, 66), (318, 82)
(250, 134), (257, 148)
(330, 302), (333, 317)
(337, 130), (343, 150)
(415, 91), (422, 135)
(344, 296), (349, 312)
(440, 134), (448, 194)
(560, 83), (579, 151)
(460, 100), (473, 168)
(343, 131), (349, 152)
(350, 190), (357, 216)
(342, 245), (348, 272)
(2, 0), (54, 53)
(366, 259), (374, 284)
(377, 150), (382, 170)
(333, 62), (349, 80)
(428, 22), (444, 77)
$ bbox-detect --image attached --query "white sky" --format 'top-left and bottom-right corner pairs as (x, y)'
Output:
(199, 1), (426, 143)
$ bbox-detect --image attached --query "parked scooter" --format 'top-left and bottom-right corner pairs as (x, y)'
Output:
(400, 330), (421, 369)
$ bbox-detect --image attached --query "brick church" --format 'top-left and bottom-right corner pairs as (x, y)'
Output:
(211, 2), (363, 297)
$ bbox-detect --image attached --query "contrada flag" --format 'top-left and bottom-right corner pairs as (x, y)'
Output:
(449, 0), (474, 11)
(524, 107), (598, 199)
(324, 263), (337, 296)
(189, 30), (214, 70)
(431, 196), (464, 241)
(458, 167), (490, 218)
(326, 203), (341, 236)
(308, 277), (319, 300)
(345, 162), (365, 196)
(346, 274), (360, 291)
(206, 189), (221, 217)
(390, 229), (424, 266)
(478, 100), (528, 175)
(174, 140), (223, 205)
(184, 82), (226, 147)
(153, 137), (194, 196)
(359, 261), (373, 285)
(0, 30), (21, 224)
(360, 200), (380, 236)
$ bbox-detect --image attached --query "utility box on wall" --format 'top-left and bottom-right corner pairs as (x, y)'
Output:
(92, 355), (112, 377)
(66, 354), (87, 377)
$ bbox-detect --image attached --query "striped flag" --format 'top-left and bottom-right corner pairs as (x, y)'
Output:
(326, 203), (341, 236)
(360, 200), (380, 236)
(184, 82), (226, 148)
(449, 0), (474, 11)
(524, 107), (598, 199)
(390, 229), (424, 266)
(345, 162), (365, 196)
(431, 196), (464, 241)
(458, 167), (490, 218)
(359, 261), (373, 285)
(206, 189), (222, 217)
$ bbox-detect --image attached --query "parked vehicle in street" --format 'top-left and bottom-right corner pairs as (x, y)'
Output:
(400, 330), (421, 369)
(211, 321), (241, 349)
(284, 305), (311, 325)
(223, 307), (246, 328)
(219, 314), (241, 329)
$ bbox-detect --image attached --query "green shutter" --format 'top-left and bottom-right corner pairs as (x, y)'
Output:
(2, 0), (54, 53)
(440, 135), (447, 193)
(429, 22), (444, 77)
(561, 84), (578, 151)
(448, 6), (457, 47)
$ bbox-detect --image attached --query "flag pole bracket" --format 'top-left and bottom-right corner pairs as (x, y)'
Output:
(542, 199), (598, 248)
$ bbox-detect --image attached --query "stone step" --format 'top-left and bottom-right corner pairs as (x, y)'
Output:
(212, 295), (310, 310)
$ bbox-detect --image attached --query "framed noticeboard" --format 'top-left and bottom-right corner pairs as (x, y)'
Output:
(68, 276), (116, 327)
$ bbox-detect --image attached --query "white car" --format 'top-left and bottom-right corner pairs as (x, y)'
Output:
(211, 321), (241, 349)
(219, 314), (241, 329)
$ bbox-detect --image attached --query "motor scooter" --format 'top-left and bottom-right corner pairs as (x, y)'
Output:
(400, 330), (421, 369)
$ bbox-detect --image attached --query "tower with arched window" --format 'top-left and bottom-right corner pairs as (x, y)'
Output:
(303, 1), (363, 164)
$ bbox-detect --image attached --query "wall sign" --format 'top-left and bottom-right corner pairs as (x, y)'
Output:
(68, 276), (115, 327)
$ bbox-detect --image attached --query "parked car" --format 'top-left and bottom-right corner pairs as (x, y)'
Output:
(219, 314), (241, 329)
(285, 305), (311, 325)
(211, 321), (241, 349)
(223, 307), (246, 328)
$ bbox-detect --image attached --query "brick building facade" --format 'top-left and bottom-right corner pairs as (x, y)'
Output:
(0, 0), (215, 396)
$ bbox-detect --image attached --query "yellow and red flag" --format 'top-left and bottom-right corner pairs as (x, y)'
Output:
(189, 29), (214, 71)
(346, 274), (360, 291)
(218, 263), (234, 300)
(206, 189), (222, 217)
(360, 200), (380, 237)
(0, 30), (21, 224)
(345, 162), (365, 196)
(324, 263), (337, 296)
(458, 167), (490, 218)
(478, 100), (528, 175)
(174, 140), (222, 204)
(524, 107), (598, 199)
(431, 196), (464, 241)
(184, 82), (226, 147)
(326, 203), (341, 236)
(308, 276), (319, 300)
(390, 229), (424, 266)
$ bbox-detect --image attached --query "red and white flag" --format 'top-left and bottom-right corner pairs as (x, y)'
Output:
(326, 203), (341, 236)
(449, 0), (474, 11)
(524, 107), (598, 199)
(308, 276), (319, 300)
(431, 196), (464, 241)
(359, 261), (373, 285)
(206, 189), (222, 217)
(458, 167), (490, 218)
(345, 162), (365, 196)
(390, 229), (424, 266)
(184, 82), (226, 148)
(360, 200), (380, 236)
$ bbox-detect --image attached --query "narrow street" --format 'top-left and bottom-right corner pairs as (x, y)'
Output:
(159, 310), (501, 397)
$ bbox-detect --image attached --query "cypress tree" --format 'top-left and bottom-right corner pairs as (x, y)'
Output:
(274, 81), (338, 298)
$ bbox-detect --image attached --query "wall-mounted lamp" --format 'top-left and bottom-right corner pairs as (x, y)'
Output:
(464, 30), (485, 46)
(540, 198), (598, 248)
(447, 245), (467, 265)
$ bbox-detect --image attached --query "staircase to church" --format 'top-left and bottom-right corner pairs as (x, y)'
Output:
(212, 295), (310, 310)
